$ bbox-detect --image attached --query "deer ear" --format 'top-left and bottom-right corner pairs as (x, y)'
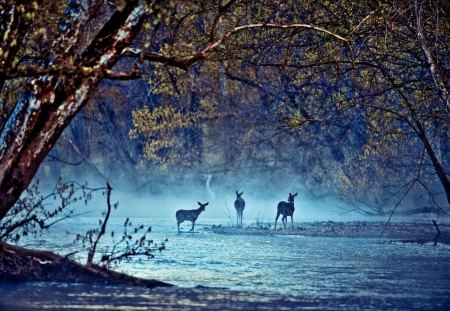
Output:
(198, 202), (201, 205)
(205, 202), (209, 206)
(289, 192), (292, 196)
(294, 193), (298, 196)
(241, 192), (244, 195)
(236, 191), (238, 195)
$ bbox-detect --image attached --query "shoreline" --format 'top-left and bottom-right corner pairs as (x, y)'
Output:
(0, 242), (171, 287)
(208, 220), (450, 243)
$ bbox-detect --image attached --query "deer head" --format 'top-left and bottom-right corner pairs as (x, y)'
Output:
(288, 192), (298, 203)
(197, 202), (209, 211)
(236, 191), (244, 199)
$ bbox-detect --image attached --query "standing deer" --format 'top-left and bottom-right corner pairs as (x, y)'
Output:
(275, 193), (298, 229)
(234, 191), (245, 227)
(176, 202), (208, 233)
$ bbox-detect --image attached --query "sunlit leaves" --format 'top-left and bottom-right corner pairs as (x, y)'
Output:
(130, 105), (199, 167)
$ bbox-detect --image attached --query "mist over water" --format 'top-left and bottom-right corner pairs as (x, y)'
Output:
(35, 169), (430, 224)
(73, 184), (372, 222)
(111, 191), (377, 222)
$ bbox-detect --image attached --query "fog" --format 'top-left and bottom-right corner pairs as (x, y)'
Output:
(38, 171), (389, 225)
(108, 188), (372, 222)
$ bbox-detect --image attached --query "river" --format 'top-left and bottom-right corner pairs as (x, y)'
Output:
(2, 217), (450, 310)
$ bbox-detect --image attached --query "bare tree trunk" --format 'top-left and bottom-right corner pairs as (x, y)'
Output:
(418, 128), (450, 206)
(367, 44), (450, 207)
(414, 0), (450, 110)
(0, 1), (147, 221)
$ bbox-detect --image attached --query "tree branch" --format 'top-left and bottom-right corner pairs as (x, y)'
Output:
(414, 0), (450, 110)
(86, 182), (112, 267)
(0, 65), (142, 81)
(140, 22), (349, 70)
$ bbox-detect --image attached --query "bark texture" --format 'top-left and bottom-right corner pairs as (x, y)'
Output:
(0, 0), (147, 221)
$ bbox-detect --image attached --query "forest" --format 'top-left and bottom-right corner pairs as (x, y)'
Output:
(1, 0), (449, 219)
(0, 0), (449, 309)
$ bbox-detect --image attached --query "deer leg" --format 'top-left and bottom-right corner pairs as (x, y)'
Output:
(282, 216), (287, 229)
(291, 215), (294, 229)
(275, 212), (280, 229)
(190, 221), (195, 232)
(177, 222), (180, 233)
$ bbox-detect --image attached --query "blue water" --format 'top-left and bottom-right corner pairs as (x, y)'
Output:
(17, 217), (450, 310)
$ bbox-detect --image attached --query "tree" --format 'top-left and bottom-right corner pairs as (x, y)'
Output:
(129, 0), (450, 213)
(271, 0), (450, 210)
(0, 0), (157, 221)
(343, 0), (450, 209)
(0, 0), (351, 222)
(2, 0), (447, 223)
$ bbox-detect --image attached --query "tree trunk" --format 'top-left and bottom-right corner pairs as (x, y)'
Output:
(0, 1), (147, 221)
(414, 0), (450, 110)
(418, 128), (450, 206)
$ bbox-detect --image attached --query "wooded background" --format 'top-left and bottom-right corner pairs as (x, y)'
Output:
(0, 0), (449, 219)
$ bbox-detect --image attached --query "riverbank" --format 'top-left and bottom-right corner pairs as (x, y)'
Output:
(0, 242), (170, 287)
(208, 220), (450, 243)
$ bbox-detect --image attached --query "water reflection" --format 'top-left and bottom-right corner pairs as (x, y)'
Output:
(2, 282), (449, 310)
(9, 217), (450, 310)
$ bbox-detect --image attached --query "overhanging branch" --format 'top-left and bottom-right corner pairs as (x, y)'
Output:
(0, 64), (142, 81)
(138, 22), (349, 71)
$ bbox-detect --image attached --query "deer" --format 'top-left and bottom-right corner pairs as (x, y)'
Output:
(234, 191), (245, 227)
(275, 192), (298, 230)
(176, 202), (208, 233)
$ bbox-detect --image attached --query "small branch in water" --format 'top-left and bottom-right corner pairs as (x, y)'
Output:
(86, 182), (112, 266)
(64, 251), (79, 259)
(432, 220), (441, 246)
(380, 180), (416, 239)
(223, 202), (235, 227)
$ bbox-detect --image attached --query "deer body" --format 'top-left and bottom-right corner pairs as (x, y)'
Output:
(234, 191), (245, 227)
(275, 193), (298, 229)
(176, 202), (208, 233)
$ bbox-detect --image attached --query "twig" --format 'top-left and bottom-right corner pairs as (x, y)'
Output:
(432, 220), (441, 246)
(86, 182), (112, 266)
(223, 202), (235, 227)
(380, 180), (417, 239)
(63, 251), (79, 259)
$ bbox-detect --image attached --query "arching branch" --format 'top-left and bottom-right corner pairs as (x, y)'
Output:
(140, 22), (349, 70)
